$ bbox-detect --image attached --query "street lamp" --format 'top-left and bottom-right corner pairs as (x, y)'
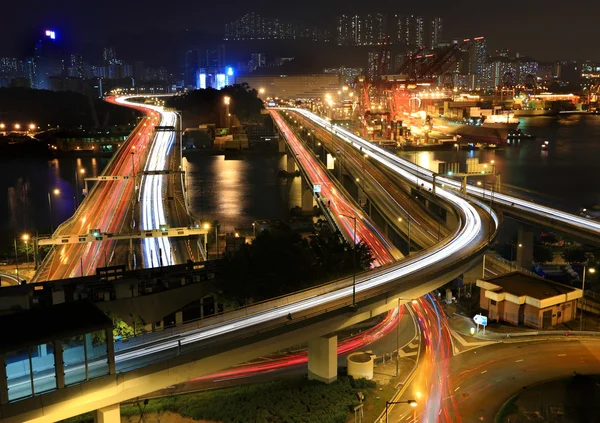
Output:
(48, 189), (60, 234)
(223, 96), (231, 129)
(385, 400), (417, 423)
(22, 234), (30, 264)
(580, 266), (595, 330)
(339, 213), (358, 307)
(13, 238), (20, 280)
(203, 223), (210, 261)
(74, 168), (86, 210)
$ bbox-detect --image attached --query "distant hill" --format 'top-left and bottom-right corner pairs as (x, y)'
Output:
(0, 88), (140, 129)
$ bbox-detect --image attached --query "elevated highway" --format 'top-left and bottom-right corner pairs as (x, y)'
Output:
(0, 101), (498, 423)
(290, 108), (600, 246)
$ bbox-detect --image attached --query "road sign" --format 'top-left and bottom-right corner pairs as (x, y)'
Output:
(313, 184), (322, 193)
(473, 314), (488, 326)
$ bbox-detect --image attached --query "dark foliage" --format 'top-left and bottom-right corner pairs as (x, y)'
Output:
(165, 83), (265, 127)
(0, 88), (139, 128)
(221, 224), (374, 305)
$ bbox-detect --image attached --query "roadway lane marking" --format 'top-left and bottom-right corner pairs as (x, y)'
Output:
(454, 386), (460, 392)
(558, 354), (566, 356)
(516, 359), (524, 362)
(481, 370), (487, 374)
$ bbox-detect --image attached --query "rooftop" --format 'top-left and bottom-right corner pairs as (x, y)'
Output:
(482, 271), (576, 300)
(0, 301), (112, 353)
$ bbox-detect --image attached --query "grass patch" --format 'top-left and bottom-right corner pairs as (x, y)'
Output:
(64, 376), (377, 423)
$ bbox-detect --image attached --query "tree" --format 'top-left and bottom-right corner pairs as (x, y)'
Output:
(533, 244), (554, 263)
(561, 245), (588, 264)
(220, 224), (374, 305)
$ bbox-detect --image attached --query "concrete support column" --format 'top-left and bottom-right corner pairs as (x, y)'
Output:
(516, 224), (534, 270)
(106, 328), (116, 376)
(0, 353), (8, 405)
(307, 335), (338, 384)
(357, 186), (367, 208)
(462, 255), (485, 285)
(301, 178), (314, 212)
(278, 138), (286, 153)
(94, 403), (120, 423)
(54, 340), (65, 389)
(175, 311), (183, 326)
(286, 154), (296, 174)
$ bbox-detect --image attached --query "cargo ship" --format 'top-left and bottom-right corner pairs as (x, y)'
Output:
(406, 97), (520, 144)
(431, 114), (519, 144)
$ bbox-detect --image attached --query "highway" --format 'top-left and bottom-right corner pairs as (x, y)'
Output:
(33, 96), (191, 282)
(5, 97), (499, 422)
(33, 98), (160, 281)
(283, 111), (451, 250)
(289, 107), (600, 245)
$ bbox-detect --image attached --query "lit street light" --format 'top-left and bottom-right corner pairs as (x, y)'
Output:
(223, 96), (231, 129)
(22, 234), (30, 264)
(385, 399), (418, 423)
(580, 266), (595, 330)
(48, 189), (60, 234)
(203, 223), (210, 261)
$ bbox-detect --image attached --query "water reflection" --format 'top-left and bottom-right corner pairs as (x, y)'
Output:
(0, 156), (108, 250)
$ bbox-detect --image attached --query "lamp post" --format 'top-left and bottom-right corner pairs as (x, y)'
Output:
(385, 400), (417, 423)
(339, 214), (358, 307)
(47, 188), (60, 234)
(22, 234), (30, 264)
(580, 266), (595, 330)
(75, 168), (85, 209)
(223, 96), (231, 129)
(203, 223), (210, 261)
(13, 238), (20, 279)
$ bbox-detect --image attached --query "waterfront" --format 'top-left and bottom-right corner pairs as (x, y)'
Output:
(2, 113), (600, 254)
(400, 114), (600, 213)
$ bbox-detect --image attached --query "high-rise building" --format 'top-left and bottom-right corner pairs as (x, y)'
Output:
(249, 53), (266, 71)
(351, 15), (362, 45)
(34, 30), (63, 90)
(67, 54), (86, 79)
(336, 15), (351, 46)
(430, 17), (443, 49)
(394, 15), (441, 49)
(184, 49), (201, 89)
(103, 47), (118, 65)
(363, 13), (386, 45)
(367, 50), (392, 81)
(225, 13), (329, 42)
(469, 37), (488, 88)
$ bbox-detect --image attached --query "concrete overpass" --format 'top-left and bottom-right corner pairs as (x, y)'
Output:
(290, 108), (600, 254)
(0, 104), (500, 423)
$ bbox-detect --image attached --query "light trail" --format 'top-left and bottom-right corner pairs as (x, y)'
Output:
(290, 107), (599, 238)
(114, 111), (493, 369)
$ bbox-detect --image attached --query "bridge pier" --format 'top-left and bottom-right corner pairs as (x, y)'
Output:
(286, 154), (296, 174)
(307, 335), (337, 384)
(462, 256), (485, 285)
(94, 403), (120, 423)
(278, 137), (286, 153)
(516, 224), (534, 270)
(301, 178), (315, 212)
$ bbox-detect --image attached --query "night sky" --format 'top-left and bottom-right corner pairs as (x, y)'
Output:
(1, 1), (598, 62)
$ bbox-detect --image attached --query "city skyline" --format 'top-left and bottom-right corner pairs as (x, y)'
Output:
(1, 1), (599, 61)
